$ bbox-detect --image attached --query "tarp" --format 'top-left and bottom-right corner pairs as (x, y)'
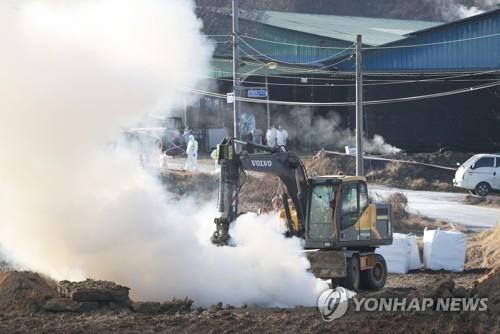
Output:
(423, 228), (467, 272)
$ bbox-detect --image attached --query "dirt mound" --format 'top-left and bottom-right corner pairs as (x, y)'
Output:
(466, 228), (500, 314)
(466, 227), (500, 270)
(0, 271), (58, 314)
(473, 268), (500, 314)
(305, 150), (354, 177)
(59, 279), (130, 303)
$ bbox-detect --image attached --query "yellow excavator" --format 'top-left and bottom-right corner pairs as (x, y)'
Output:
(211, 137), (393, 291)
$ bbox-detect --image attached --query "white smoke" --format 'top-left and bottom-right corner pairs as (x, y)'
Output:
(274, 108), (402, 155)
(427, 0), (498, 20)
(456, 4), (486, 17)
(0, 0), (327, 307)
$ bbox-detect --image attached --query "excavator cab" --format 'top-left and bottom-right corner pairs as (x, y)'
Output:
(304, 176), (392, 249)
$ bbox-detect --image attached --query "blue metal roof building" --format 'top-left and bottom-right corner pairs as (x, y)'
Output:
(338, 9), (500, 72)
(202, 9), (500, 152)
(211, 10), (440, 66)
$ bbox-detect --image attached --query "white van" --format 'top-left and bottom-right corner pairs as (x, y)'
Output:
(453, 154), (500, 196)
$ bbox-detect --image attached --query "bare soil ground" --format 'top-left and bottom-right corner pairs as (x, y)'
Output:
(0, 265), (498, 334)
(1, 153), (497, 333)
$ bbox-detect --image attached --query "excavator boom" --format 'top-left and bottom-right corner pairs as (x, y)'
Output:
(211, 137), (309, 246)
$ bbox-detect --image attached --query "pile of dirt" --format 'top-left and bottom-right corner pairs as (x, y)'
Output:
(466, 227), (500, 270)
(465, 227), (500, 315)
(0, 272), (194, 315)
(473, 268), (500, 315)
(305, 150), (354, 177)
(0, 271), (57, 314)
(58, 279), (130, 303)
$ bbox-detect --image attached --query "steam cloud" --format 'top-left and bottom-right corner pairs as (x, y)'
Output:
(274, 108), (402, 155)
(0, 0), (326, 307)
(427, 0), (498, 20)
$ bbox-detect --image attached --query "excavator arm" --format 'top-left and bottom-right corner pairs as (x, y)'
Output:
(211, 137), (310, 246)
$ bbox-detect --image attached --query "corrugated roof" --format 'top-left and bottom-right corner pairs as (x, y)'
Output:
(406, 8), (500, 36)
(241, 10), (441, 46)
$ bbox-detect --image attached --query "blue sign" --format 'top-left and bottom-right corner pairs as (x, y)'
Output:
(247, 89), (268, 98)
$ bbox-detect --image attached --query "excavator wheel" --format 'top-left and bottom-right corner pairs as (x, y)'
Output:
(360, 254), (387, 291)
(340, 255), (360, 291)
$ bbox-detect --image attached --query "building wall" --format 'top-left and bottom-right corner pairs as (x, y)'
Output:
(212, 17), (352, 64)
(353, 75), (500, 152)
(239, 21), (353, 64)
(339, 11), (500, 72)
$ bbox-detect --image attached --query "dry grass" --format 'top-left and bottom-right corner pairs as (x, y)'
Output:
(367, 161), (456, 192)
(463, 194), (500, 208)
(408, 178), (428, 190)
(467, 227), (500, 270)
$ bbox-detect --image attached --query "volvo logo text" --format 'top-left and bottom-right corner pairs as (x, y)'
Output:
(251, 160), (273, 168)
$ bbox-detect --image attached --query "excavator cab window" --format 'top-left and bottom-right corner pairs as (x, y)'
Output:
(308, 184), (337, 239)
(340, 183), (359, 231)
(339, 181), (369, 232)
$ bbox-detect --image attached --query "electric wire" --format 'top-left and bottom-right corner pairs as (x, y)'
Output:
(206, 69), (500, 87)
(240, 35), (356, 49)
(188, 80), (500, 106)
(238, 35), (354, 66)
(237, 45), (353, 74)
(240, 32), (500, 51)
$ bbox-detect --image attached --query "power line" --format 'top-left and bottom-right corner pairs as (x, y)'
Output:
(237, 46), (500, 81)
(240, 32), (500, 51)
(188, 80), (500, 106)
(210, 65), (500, 83)
(237, 45), (353, 74)
(205, 69), (500, 87)
(366, 32), (500, 50)
(203, 34), (232, 37)
(238, 35), (353, 66)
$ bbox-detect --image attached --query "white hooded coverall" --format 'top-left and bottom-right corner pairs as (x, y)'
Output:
(184, 135), (198, 171)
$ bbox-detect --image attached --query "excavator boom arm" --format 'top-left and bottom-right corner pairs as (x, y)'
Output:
(211, 137), (309, 246)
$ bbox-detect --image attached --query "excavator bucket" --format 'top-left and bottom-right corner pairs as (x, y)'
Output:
(211, 218), (231, 246)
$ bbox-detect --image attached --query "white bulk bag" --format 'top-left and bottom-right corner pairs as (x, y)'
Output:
(376, 233), (411, 274)
(407, 234), (422, 270)
(423, 228), (467, 272)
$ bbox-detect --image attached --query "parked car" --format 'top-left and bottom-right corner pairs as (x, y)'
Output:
(453, 154), (500, 196)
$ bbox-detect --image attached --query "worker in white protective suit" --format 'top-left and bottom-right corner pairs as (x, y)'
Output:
(184, 135), (198, 171)
(210, 144), (220, 172)
(159, 151), (169, 169)
(266, 125), (277, 148)
(276, 125), (288, 147)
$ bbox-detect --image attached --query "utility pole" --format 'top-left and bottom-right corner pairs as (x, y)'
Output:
(232, 0), (240, 139)
(265, 75), (270, 130)
(355, 34), (364, 176)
